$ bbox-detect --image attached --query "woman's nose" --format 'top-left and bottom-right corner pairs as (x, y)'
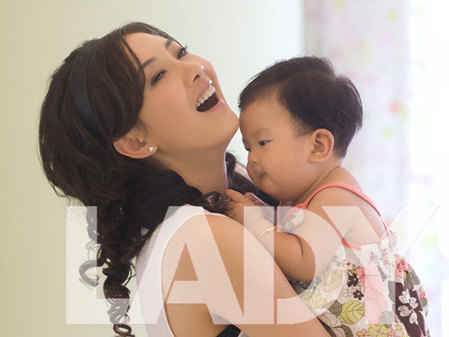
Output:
(185, 62), (205, 85)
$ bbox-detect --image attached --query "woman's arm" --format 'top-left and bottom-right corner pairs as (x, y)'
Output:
(161, 212), (329, 336)
(201, 214), (329, 336)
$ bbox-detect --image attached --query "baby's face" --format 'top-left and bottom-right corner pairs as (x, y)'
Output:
(239, 95), (315, 202)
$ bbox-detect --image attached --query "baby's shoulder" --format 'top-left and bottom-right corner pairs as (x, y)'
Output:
(308, 168), (368, 208)
(307, 183), (386, 244)
(307, 183), (364, 208)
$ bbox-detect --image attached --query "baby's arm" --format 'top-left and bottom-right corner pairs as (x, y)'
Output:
(225, 189), (351, 282)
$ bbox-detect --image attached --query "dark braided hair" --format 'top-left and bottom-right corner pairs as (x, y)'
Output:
(39, 22), (272, 336)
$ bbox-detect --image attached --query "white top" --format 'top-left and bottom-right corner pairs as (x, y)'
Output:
(135, 205), (224, 337)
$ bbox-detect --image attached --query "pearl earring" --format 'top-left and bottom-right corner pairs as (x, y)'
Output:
(149, 146), (155, 153)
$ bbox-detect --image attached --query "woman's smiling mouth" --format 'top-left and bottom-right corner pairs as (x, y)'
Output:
(196, 83), (219, 112)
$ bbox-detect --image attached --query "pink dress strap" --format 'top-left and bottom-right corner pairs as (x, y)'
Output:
(279, 183), (388, 250)
(297, 183), (382, 218)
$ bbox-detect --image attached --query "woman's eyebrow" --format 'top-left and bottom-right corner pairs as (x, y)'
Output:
(141, 39), (173, 69)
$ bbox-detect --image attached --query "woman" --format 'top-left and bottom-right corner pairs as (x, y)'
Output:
(39, 22), (329, 337)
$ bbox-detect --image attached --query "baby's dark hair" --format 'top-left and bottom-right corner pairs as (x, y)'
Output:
(239, 56), (363, 157)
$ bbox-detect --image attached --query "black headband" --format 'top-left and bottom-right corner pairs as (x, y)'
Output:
(69, 40), (103, 138)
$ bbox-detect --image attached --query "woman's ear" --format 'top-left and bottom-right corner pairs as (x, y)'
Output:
(308, 128), (334, 163)
(113, 124), (157, 159)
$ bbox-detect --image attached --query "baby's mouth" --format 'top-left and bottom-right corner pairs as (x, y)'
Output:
(196, 85), (219, 112)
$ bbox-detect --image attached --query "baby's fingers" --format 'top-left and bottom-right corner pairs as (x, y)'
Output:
(225, 189), (247, 203)
(224, 201), (243, 223)
(244, 192), (266, 206)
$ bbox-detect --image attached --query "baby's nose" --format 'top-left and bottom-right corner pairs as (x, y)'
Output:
(248, 152), (258, 166)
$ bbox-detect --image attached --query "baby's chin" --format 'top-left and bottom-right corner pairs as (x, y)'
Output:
(257, 185), (289, 204)
(252, 179), (283, 202)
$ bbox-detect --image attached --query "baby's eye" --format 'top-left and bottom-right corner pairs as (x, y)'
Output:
(244, 147), (250, 152)
(258, 140), (270, 146)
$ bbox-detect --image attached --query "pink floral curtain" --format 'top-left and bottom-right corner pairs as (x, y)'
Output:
(302, 1), (448, 335)
(303, 0), (410, 220)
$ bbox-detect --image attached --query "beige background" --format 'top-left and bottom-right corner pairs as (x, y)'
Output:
(0, 0), (303, 335)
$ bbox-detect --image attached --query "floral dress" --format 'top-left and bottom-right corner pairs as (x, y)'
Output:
(279, 184), (430, 337)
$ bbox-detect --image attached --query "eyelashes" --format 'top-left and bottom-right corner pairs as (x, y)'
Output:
(177, 44), (188, 58)
(150, 44), (189, 86)
(244, 140), (271, 152)
(151, 70), (167, 86)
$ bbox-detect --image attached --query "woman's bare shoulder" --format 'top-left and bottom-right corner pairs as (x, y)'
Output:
(184, 212), (244, 237)
(205, 213), (245, 236)
(166, 212), (329, 337)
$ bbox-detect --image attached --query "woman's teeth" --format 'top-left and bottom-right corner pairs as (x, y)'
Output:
(196, 85), (216, 108)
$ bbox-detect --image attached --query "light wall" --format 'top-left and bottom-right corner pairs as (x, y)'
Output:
(0, 1), (302, 336)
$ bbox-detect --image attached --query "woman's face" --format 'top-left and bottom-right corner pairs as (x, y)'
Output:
(125, 33), (238, 156)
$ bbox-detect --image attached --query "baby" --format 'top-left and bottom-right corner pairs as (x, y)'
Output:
(226, 57), (430, 337)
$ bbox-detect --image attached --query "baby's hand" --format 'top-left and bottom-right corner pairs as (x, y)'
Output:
(224, 189), (266, 225)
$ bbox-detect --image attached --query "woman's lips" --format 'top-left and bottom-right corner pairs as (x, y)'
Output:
(197, 92), (219, 112)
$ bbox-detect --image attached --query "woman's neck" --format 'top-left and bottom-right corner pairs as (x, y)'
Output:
(159, 149), (228, 195)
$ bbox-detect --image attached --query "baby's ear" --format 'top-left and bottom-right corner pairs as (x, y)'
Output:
(308, 128), (334, 162)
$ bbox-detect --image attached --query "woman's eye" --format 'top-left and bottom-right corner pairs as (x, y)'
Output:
(244, 147), (250, 152)
(149, 45), (188, 86)
(177, 45), (188, 59)
(259, 140), (270, 146)
(151, 70), (167, 86)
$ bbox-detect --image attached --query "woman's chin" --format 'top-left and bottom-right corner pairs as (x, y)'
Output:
(229, 113), (239, 135)
(222, 109), (240, 142)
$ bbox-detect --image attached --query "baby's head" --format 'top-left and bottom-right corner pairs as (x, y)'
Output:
(238, 57), (363, 202)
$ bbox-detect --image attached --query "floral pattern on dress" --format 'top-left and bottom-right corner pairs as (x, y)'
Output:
(286, 222), (430, 337)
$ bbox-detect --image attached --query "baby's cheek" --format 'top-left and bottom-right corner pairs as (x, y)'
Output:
(246, 167), (258, 183)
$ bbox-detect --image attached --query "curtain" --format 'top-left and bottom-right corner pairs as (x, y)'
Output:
(302, 1), (448, 335)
